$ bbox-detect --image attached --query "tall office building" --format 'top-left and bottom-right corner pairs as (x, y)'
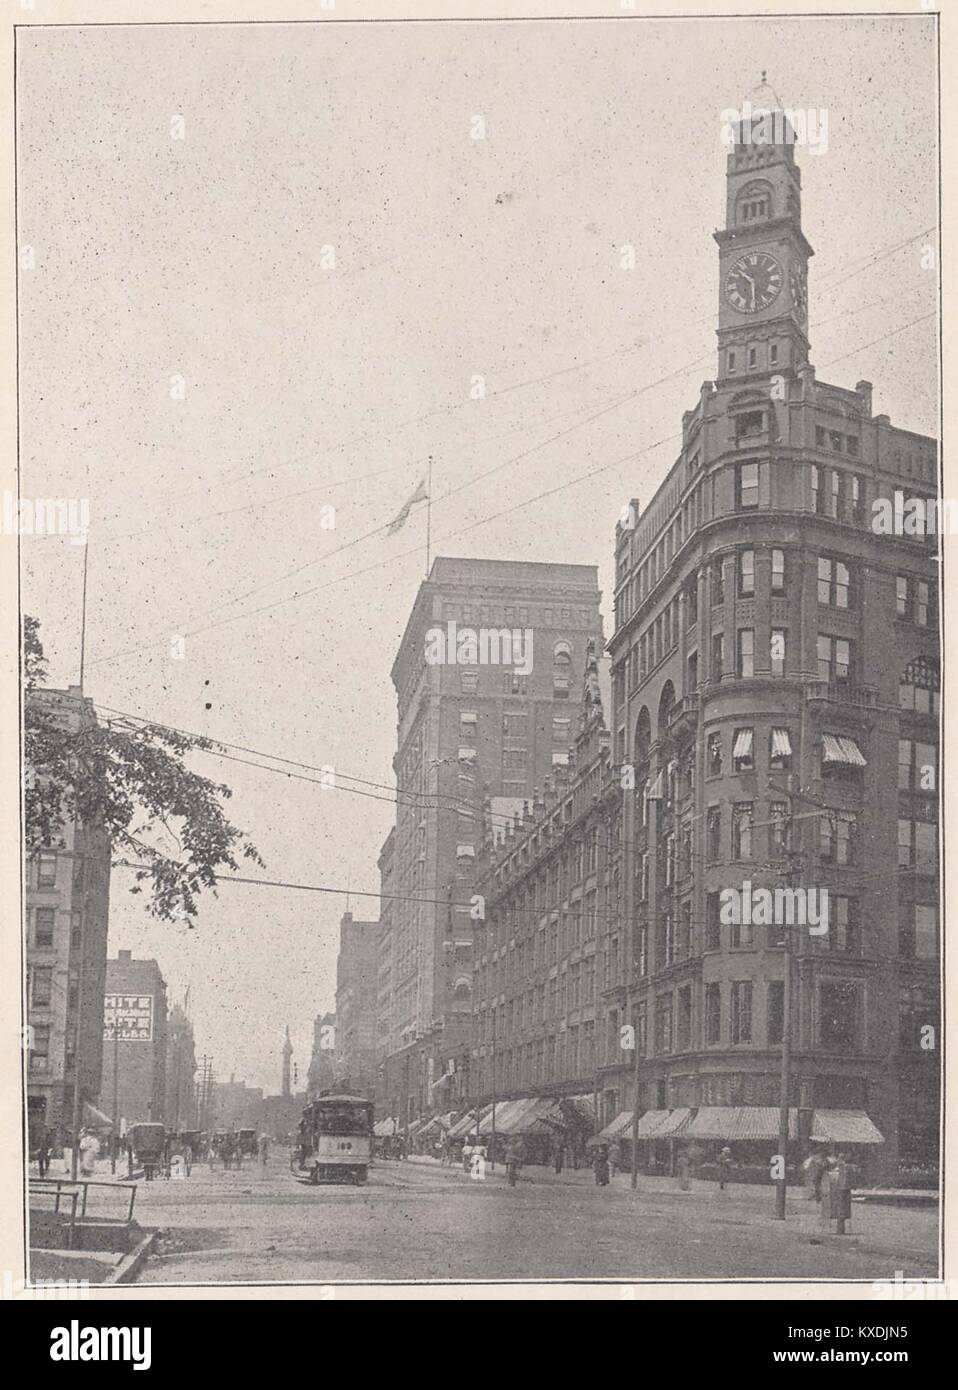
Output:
(380, 556), (603, 1126)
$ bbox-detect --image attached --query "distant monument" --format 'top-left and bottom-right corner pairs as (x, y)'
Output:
(281, 1024), (292, 1100)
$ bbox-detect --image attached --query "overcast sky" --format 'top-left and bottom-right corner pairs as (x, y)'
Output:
(18, 16), (937, 1091)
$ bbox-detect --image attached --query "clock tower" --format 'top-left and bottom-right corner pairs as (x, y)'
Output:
(713, 80), (814, 383)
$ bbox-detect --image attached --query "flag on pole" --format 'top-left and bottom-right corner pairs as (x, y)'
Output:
(386, 476), (429, 534)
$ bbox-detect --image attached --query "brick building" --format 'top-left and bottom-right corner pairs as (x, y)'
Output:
(99, 950), (169, 1129)
(25, 686), (112, 1147)
(377, 556), (604, 1127)
(306, 1011), (338, 1100)
(596, 98), (939, 1175)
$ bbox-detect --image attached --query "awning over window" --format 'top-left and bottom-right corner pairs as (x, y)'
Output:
(733, 729), (754, 760)
(822, 734), (867, 767)
(810, 1110), (884, 1145)
(771, 728), (792, 758)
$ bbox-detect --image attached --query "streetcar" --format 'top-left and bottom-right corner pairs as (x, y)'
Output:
(292, 1094), (374, 1185)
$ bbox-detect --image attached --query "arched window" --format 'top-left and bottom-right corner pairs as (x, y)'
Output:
(900, 656), (940, 715)
(453, 977), (472, 1002)
(553, 641), (573, 666)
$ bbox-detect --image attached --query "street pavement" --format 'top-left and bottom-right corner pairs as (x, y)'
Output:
(130, 1149), (939, 1286)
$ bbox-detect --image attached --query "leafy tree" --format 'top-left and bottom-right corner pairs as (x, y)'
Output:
(24, 615), (263, 921)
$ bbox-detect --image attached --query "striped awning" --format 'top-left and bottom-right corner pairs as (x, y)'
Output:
(732, 728), (754, 760)
(810, 1110), (884, 1145)
(598, 1110), (634, 1139)
(771, 728), (792, 758)
(686, 1107), (799, 1141)
(822, 733), (867, 767)
(653, 1107), (692, 1138)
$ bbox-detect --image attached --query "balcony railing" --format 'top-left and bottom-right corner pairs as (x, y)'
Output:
(802, 681), (878, 709)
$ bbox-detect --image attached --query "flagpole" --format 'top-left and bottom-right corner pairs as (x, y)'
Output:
(425, 454), (432, 578)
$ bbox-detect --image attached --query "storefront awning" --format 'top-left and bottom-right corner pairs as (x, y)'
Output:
(822, 733), (867, 767)
(810, 1110), (884, 1145)
(598, 1110), (634, 1139)
(373, 1117), (400, 1137)
(653, 1107), (692, 1138)
(446, 1106), (494, 1139)
(686, 1107), (799, 1141)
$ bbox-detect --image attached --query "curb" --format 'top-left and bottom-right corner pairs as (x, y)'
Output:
(104, 1230), (156, 1285)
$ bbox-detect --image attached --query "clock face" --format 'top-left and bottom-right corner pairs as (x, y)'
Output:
(790, 263), (807, 315)
(724, 252), (783, 314)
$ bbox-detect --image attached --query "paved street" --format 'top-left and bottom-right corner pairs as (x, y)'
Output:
(129, 1151), (939, 1285)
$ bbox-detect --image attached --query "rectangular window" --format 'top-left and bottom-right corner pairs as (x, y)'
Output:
(36, 852), (57, 888)
(811, 464), (823, 512)
(916, 581), (931, 628)
(822, 811), (856, 865)
(897, 575), (910, 618)
(771, 549), (785, 593)
(730, 910), (753, 949)
(552, 715), (571, 742)
(711, 633), (724, 682)
(711, 560), (725, 606)
(732, 802), (753, 859)
(829, 896), (861, 955)
(728, 349), (737, 373)
(677, 985), (692, 1052)
(767, 980), (785, 1046)
(29, 1024), (50, 1071)
(770, 801), (791, 855)
(705, 983), (721, 1044)
(817, 634), (851, 682)
(769, 343), (778, 366)
(914, 904), (938, 959)
(769, 727), (792, 771)
(707, 732), (723, 777)
(502, 712), (527, 738)
(34, 907), (55, 948)
(654, 997), (673, 1056)
(732, 727), (754, 773)
(553, 676), (570, 699)
(818, 557), (850, 608)
(706, 893), (722, 951)
(731, 981), (753, 1044)
(706, 806), (721, 861)
(770, 628), (786, 677)
(32, 966), (53, 1007)
(737, 462), (759, 510)
(738, 628), (754, 678)
(819, 982), (859, 1051)
(748, 346), (757, 369)
(502, 748), (527, 769)
(459, 710), (478, 741)
(738, 550), (755, 597)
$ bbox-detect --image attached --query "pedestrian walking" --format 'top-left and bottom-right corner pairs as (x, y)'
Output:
(221, 1132), (235, 1170)
(259, 1133), (270, 1166)
(36, 1126), (52, 1178)
(819, 1155), (838, 1231)
(676, 1146), (691, 1191)
(717, 1146), (732, 1191)
(78, 1127), (100, 1178)
(552, 1137), (565, 1175)
(608, 1138), (623, 1181)
(803, 1149), (825, 1201)
(592, 1143), (610, 1186)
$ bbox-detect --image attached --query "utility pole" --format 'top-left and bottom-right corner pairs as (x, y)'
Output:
(111, 1017), (120, 1174)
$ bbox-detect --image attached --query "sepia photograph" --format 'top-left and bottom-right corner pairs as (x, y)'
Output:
(3, 1), (948, 1315)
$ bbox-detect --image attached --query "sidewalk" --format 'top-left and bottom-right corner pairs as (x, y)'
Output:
(401, 1154), (938, 1264)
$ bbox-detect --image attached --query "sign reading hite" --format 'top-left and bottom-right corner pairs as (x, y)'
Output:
(103, 994), (153, 1042)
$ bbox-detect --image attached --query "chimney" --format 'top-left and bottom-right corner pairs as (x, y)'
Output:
(855, 380), (873, 416)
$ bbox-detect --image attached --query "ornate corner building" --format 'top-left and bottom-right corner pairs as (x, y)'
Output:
(598, 106), (939, 1176)
(470, 102), (939, 1180)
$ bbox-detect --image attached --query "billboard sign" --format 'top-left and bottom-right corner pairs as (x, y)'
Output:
(103, 994), (154, 1042)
